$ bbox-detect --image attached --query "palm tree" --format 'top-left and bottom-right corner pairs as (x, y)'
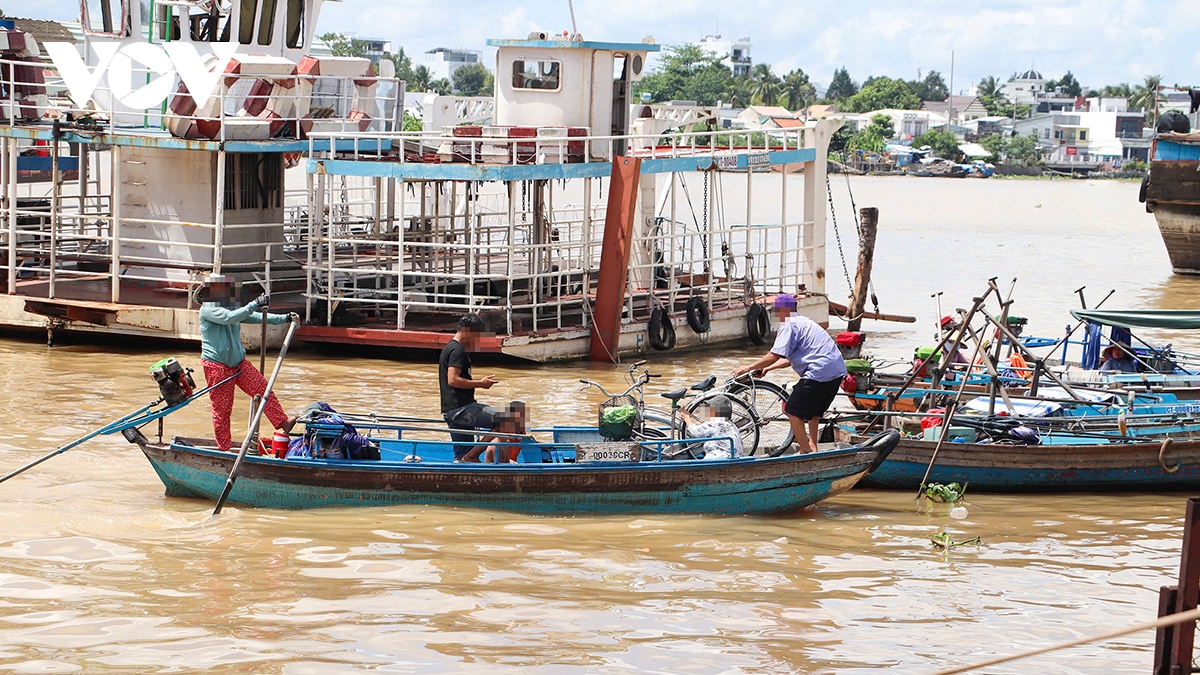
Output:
(749, 64), (782, 107)
(782, 69), (815, 112)
(722, 77), (754, 108)
(411, 65), (432, 92)
(1131, 74), (1163, 123)
(977, 75), (999, 99)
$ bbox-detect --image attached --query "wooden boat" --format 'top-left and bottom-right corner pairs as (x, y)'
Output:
(840, 430), (1200, 491)
(127, 427), (899, 514)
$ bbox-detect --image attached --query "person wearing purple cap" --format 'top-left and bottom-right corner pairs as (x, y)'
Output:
(733, 294), (847, 454)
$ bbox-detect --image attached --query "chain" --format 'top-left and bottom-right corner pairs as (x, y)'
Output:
(700, 171), (710, 262)
(826, 173), (853, 295)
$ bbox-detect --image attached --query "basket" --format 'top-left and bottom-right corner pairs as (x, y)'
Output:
(598, 395), (640, 440)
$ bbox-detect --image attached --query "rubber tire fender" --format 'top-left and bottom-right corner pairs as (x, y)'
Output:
(685, 296), (711, 333)
(746, 303), (771, 345)
(648, 307), (676, 351)
(1138, 174), (1149, 204)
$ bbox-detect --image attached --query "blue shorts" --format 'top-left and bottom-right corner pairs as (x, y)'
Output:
(443, 402), (496, 460)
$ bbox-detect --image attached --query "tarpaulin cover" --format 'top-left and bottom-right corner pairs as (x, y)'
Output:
(1071, 309), (1200, 330)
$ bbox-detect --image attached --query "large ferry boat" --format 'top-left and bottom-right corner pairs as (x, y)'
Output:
(0, 0), (839, 361)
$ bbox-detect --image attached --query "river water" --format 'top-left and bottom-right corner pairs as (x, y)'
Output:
(0, 177), (1196, 674)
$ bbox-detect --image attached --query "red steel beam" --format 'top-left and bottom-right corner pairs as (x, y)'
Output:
(589, 156), (641, 363)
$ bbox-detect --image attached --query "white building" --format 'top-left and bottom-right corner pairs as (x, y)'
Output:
(863, 109), (948, 140)
(1001, 68), (1047, 105)
(698, 34), (752, 78)
(424, 47), (483, 81)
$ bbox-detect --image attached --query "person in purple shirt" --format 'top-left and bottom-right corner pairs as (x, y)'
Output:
(733, 294), (847, 454)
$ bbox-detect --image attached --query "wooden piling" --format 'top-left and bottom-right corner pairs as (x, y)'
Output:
(846, 207), (878, 333)
(589, 157), (641, 362)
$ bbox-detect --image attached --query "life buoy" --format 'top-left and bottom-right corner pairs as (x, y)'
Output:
(747, 303), (770, 345)
(685, 296), (711, 333)
(648, 307), (676, 351)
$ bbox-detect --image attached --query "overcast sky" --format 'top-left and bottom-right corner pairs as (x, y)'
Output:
(29, 0), (1199, 91)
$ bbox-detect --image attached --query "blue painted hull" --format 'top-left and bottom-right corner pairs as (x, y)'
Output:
(853, 435), (1200, 491)
(137, 436), (894, 514)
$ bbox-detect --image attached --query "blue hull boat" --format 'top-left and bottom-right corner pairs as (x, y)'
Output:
(843, 432), (1200, 491)
(132, 430), (899, 514)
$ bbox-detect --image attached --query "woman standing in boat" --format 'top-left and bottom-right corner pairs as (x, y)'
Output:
(197, 274), (297, 451)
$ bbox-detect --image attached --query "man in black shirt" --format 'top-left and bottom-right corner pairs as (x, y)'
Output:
(439, 314), (499, 460)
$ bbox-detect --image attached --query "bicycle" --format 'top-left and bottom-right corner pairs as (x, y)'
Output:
(699, 372), (793, 457)
(579, 362), (758, 459)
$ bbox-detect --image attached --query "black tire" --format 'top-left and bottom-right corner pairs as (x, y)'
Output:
(685, 296), (711, 333)
(747, 303), (770, 345)
(648, 307), (676, 351)
(1139, 174), (1149, 204)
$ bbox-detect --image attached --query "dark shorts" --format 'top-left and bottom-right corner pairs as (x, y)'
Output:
(443, 402), (496, 460)
(785, 377), (844, 420)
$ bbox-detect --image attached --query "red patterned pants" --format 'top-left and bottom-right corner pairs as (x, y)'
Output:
(202, 359), (289, 451)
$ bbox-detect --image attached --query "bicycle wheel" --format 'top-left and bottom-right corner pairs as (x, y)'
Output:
(631, 425), (671, 461)
(683, 393), (760, 457)
(726, 379), (792, 456)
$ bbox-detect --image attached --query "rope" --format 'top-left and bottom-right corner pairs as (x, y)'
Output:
(581, 294), (619, 364)
(928, 606), (1200, 675)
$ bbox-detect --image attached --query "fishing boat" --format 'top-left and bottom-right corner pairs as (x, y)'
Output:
(123, 422), (899, 514)
(841, 428), (1200, 491)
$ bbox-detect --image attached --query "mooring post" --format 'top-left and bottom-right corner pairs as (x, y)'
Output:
(1168, 497), (1200, 673)
(846, 207), (878, 333)
(589, 156), (641, 362)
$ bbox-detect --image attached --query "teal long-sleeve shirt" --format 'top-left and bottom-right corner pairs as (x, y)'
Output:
(199, 300), (290, 367)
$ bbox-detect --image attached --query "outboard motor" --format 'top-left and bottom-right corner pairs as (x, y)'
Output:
(150, 357), (196, 406)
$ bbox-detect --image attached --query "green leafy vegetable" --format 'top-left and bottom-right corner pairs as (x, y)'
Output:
(922, 482), (968, 503)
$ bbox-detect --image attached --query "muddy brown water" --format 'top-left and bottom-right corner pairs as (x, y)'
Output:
(0, 177), (1197, 673)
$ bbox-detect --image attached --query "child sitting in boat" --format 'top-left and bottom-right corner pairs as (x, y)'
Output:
(467, 401), (529, 464)
(677, 395), (744, 460)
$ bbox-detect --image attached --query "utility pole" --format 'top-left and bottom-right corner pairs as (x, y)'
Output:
(948, 50), (955, 126)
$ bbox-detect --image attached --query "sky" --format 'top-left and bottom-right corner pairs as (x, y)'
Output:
(25, 0), (1200, 92)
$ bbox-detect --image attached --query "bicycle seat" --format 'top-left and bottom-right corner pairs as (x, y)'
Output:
(660, 387), (689, 402)
(691, 375), (717, 391)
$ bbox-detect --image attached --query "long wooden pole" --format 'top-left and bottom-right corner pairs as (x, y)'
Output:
(214, 320), (297, 515)
(846, 207), (878, 333)
(589, 156), (641, 362)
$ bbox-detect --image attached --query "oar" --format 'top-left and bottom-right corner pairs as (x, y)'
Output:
(0, 370), (241, 485)
(250, 246), (271, 430)
(213, 320), (297, 515)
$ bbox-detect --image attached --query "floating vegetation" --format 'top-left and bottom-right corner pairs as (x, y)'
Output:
(922, 482), (969, 504)
(931, 531), (982, 550)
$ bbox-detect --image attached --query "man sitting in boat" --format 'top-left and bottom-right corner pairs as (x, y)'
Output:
(1100, 343), (1139, 374)
(677, 395), (744, 460)
(197, 274), (297, 452)
(732, 294), (847, 454)
(440, 314), (500, 460)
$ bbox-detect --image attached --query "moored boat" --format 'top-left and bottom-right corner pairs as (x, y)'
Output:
(126, 426), (899, 514)
(841, 429), (1200, 491)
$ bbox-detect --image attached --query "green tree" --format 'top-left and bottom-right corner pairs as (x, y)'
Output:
(826, 67), (858, 101)
(1132, 74), (1163, 125)
(829, 124), (854, 153)
(1006, 132), (1040, 165)
(1056, 71), (1082, 97)
(319, 32), (370, 58)
(452, 63), (492, 96)
(911, 128), (961, 160)
(840, 76), (922, 112)
(634, 43), (734, 106)
(978, 133), (1007, 161)
(977, 75), (1000, 98)
(410, 65), (432, 92)
(908, 70), (948, 101)
(722, 75), (755, 107)
(750, 64), (783, 106)
(782, 69), (816, 112)
(850, 113), (896, 152)
(388, 47), (414, 84)
(428, 78), (453, 96)
(1101, 83), (1134, 98)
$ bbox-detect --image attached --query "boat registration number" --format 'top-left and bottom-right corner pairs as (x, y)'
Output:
(575, 442), (640, 463)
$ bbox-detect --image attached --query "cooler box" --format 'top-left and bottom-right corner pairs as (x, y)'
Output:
(922, 426), (977, 443)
